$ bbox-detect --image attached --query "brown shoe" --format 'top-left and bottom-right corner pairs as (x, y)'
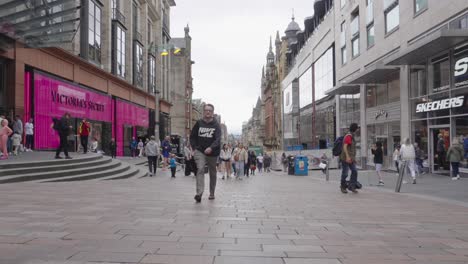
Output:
(208, 195), (215, 200)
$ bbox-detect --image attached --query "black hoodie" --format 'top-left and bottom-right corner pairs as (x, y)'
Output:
(190, 119), (221, 157)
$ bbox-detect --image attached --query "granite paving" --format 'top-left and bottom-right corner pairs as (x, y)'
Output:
(0, 167), (467, 263)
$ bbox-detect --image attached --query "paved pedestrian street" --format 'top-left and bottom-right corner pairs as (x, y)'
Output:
(1, 169), (468, 264)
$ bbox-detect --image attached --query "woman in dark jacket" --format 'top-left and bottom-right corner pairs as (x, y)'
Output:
(371, 141), (384, 186)
(249, 151), (257, 175)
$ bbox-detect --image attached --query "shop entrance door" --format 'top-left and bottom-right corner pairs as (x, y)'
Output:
(123, 125), (133, 156)
(429, 126), (450, 174)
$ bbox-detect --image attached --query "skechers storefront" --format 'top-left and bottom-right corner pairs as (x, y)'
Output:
(386, 28), (468, 174)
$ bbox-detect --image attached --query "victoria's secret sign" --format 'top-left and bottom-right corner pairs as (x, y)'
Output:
(51, 90), (105, 112)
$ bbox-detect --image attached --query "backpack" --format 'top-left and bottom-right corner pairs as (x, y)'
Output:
(52, 118), (61, 131)
(332, 136), (345, 156)
(233, 153), (239, 162)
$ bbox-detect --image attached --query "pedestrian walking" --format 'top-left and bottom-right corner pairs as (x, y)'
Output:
(400, 138), (417, 184)
(249, 151), (257, 175)
(414, 142), (424, 174)
(11, 132), (21, 155)
(339, 123), (360, 193)
(169, 153), (177, 178)
(233, 143), (248, 179)
(0, 119), (13, 160)
(109, 138), (116, 158)
(437, 133), (446, 170)
(447, 137), (464, 180)
(78, 118), (91, 154)
(231, 143), (237, 176)
(13, 115), (23, 142)
(264, 152), (271, 172)
(130, 137), (138, 158)
(137, 139), (144, 157)
(145, 136), (160, 176)
(281, 152), (288, 172)
(190, 103), (221, 203)
(184, 143), (195, 176)
(371, 142), (384, 186)
(257, 153), (264, 173)
(393, 145), (401, 175)
(24, 118), (34, 151)
(220, 144), (232, 180)
(54, 113), (72, 159)
(161, 136), (171, 170)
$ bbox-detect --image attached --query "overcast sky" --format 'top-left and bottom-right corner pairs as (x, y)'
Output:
(171, 0), (315, 134)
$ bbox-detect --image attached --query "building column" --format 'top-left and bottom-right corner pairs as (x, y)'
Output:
(400, 65), (411, 141)
(360, 84), (367, 169)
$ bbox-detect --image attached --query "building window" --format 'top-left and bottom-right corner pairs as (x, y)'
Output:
(340, 21), (346, 48)
(88, 1), (101, 64)
(114, 26), (126, 77)
(366, 0), (374, 25)
(148, 55), (156, 93)
(384, 1), (399, 34)
(341, 47), (347, 65)
(414, 0), (427, 14)
(387, 77), (400, 103)
(314, 48), (334, 101)
(410, 66), (427, 98)
(429, 56), (450, 93)
(133, 42), (143, 88)
(352, 37), (359, 58)
(367, 24), (375, 47)
(148, 20), (152, 45)
(111, 0), (119, 15)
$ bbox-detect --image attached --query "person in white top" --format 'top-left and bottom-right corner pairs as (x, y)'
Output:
(24, 118), (34, 151)
(392, 145), (400, 175)
(256, 154), (264, 173)
(137, 139), (144, 157)
(220, 143), (232, 180)
(400, 138), (417, 184)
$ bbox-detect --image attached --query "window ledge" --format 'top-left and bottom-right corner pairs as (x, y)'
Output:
(385, 26), (399, 38)
(367, 44), (375, 50)
(414, 7), (428, 19)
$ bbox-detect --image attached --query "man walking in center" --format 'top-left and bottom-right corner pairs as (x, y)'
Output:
(340, 123), (360, 193)
(190, 104), (221, 203)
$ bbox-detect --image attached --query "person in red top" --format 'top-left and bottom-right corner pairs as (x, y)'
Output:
(339, 123), (359, 193)
(79, 118), (91, 154)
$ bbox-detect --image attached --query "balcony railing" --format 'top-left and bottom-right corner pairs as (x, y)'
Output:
(112, 8), (125, 25)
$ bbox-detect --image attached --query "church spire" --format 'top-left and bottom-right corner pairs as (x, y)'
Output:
(269, 36), (273, 52)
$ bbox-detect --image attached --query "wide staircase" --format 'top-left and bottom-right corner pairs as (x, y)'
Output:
(0, 153), (147, 184)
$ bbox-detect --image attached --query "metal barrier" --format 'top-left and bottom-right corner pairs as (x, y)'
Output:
(395, 160), (408, 193)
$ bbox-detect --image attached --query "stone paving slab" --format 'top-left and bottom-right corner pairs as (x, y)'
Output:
(0, 169), (468, 263)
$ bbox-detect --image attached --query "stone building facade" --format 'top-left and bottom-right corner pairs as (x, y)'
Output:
(0, 0), (177, 155)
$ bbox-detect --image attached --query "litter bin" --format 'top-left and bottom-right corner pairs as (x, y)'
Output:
(287, 155), (295, 175)
(294, 155), (308, 176)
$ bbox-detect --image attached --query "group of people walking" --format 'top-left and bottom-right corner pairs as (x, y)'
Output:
(219, 143), (272, 180)
(0, 115), (34, 160)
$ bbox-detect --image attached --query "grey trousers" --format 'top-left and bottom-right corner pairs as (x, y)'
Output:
(194, 150), (218, 196)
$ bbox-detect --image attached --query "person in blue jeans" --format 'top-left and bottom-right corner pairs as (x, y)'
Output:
(339, 123), (360, 193)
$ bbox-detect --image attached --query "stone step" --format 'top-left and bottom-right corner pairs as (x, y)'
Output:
(0, 156), (112, 176)
(0, 153), (103, 170)
(0, 159), (122, 184)
(98, 166), (144, 181)
(41, 162), (133, 182)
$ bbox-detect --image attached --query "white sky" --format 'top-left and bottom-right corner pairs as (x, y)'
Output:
(171, 0), (315, 134)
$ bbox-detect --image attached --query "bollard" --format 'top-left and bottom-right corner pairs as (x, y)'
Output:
(395, 160), (407, 193)
(325, 158), (330, 181)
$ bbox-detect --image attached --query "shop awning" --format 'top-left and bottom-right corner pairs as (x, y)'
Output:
(325, 82), (360, 96)
(346, 63), (399, 84)
(385, 28), (468, 65)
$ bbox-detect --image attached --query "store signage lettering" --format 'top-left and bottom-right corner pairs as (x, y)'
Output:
(375, 109), (388, 120)
(415, 96), (465, 113)
(454, 57), (468, 77)
(51, 91), (105, 112)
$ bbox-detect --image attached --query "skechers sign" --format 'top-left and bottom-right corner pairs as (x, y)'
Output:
(416, 96), (465, 113)
(455, 56), (468, 87)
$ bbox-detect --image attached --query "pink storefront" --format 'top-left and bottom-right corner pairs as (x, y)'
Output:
(26, 71), (149, 156)
(115, 99), (149, 156)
